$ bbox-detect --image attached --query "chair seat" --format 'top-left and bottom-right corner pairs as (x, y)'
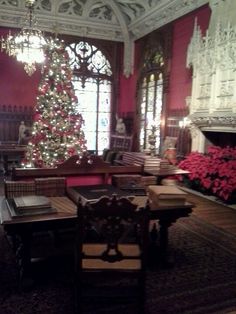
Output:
(75, 195), (149, 313)
(82, 243), (141, 270)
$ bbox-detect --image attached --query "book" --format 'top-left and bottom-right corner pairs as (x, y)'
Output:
(6, 199), (56, 218)
(120, 186), (147, 196)
(148, 185), (187, 205)
(67, 184), (134, 204)
(35, 177), (66, 197)
(150, 198), (187, 207)
(148, 185), (187, 198)
(13, 195), (51, 211)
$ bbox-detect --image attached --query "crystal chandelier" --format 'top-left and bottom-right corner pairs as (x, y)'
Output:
(0, 0), (47, 76)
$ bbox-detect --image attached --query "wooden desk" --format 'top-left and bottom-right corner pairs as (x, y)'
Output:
(0, 196), (77, 287)
(0, 193), (194, 286)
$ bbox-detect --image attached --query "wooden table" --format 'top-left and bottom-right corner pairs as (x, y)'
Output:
(133, 196), (194, 265)
(0, 192), (194, 286)
(0, 196), (77, 288)
(68, 186), (194, 266)
(145, 168), (190, 184)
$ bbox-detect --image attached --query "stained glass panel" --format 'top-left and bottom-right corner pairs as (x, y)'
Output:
(138, 35), (166, 154)
(98, 112), (110, 132)
(67, 41), (112, 154)
(139, 72), (164, 153)
(98, 132), (109, 153)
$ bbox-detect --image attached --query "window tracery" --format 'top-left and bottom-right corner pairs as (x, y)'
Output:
(66, 41), (112, 155)
(138, 37), (165, 154)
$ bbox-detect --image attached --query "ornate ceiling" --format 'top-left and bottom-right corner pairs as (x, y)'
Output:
(0, 0), (208, 41)
(0, 0), (209, 76)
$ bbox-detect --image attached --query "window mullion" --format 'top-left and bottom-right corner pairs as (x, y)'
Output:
(66, 41), (113, 155)
(144, 81), (149, 149)
(96, 80), (100, 154)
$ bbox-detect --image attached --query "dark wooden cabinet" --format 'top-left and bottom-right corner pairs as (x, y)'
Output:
(110, 134), (133, 151)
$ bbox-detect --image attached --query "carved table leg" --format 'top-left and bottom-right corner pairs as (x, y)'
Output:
(150, 222), (158, 244)
(15, 229), (34, 289)
(3, 154), (9, 176)
(158, 220), (173, 267)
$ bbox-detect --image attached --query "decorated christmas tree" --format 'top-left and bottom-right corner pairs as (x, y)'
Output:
(22, 38), (87, 168)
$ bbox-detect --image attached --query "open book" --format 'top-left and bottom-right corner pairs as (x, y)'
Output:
(67, 184), (134, 204)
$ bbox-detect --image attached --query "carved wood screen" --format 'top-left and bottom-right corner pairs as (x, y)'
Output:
(0, 105), (33, 143)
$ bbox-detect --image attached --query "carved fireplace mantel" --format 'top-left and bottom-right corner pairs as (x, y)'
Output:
(189, 113), (236, 130)
(186, 0), (236, 152)
(188, 113), (236, 152)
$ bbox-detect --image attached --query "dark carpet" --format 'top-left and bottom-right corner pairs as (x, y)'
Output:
(1, 208), (236, 313)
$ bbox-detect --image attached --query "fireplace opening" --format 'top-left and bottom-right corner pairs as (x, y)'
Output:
(203, 131), (236, 150)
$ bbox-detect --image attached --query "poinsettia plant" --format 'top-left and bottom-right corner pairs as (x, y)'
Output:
(178, 146), (236, 202)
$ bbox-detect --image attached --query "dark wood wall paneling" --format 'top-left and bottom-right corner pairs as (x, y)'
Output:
(0, 104), (33, 142)
(166, 109), (191, 158)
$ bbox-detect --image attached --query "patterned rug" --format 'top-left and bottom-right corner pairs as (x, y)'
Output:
(1, 209), (236, 313)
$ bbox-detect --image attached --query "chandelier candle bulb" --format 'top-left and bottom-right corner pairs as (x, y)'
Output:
(0, 0), (47, 75)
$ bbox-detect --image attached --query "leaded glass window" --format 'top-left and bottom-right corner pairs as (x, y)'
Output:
(138, 42), (164, 155)
(66, 41), (112, 155)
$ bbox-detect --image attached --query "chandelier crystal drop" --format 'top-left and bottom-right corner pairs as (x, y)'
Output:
(0, 0), (47, 76)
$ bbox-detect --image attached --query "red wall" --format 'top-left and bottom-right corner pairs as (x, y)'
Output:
(168, 5), (211, 111)
(0, 27), (41, 108)
(0, 6), (211, 114)
(118, 40), (141, 114)
(118, 5), (211, 115)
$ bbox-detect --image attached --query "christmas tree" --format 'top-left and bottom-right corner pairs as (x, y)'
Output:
(22, 38), (87, 168)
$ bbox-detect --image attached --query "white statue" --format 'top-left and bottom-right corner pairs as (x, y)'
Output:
(18, 121), (26, 144)
(18, 121), (31, 144)
(115, 115), (126, 134)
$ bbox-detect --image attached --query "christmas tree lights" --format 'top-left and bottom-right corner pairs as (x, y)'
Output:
(22, 38), (87, 168)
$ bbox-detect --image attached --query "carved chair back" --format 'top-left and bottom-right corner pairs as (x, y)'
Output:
(75, 194), (149, 313)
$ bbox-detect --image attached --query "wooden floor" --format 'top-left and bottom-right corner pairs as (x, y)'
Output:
(1, 174), (236, 236)
(186, 191), (236, 236)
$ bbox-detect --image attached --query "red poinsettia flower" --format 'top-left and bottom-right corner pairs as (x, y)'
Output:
(178, 146), (236, 202)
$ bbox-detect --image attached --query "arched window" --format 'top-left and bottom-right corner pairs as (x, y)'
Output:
(66, 41), (112, 155)
(138, 38), (165, 155)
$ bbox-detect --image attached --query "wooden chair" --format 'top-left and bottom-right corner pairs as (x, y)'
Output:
(75, 194), (149, 313)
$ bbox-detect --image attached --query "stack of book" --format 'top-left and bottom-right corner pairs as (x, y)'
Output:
(121, 152), (177, 172)
(6, 195), (56, 218)
(159, 159), (173, 170)
(122, 152), (167, 167)
(160, 162), (178, 171)
(144, 156), (161, 171)
(122, 152), (150, 166)
(144, 158), (178, 172)
(35, 177), (66, 196)
(140, 176), (157, 187)
(112, 175), (142, 188)
(147, 185), (187, 206)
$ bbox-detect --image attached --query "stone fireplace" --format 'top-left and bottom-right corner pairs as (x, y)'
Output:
(188, 114), (236, 152)
(186, 0), (236, 152)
